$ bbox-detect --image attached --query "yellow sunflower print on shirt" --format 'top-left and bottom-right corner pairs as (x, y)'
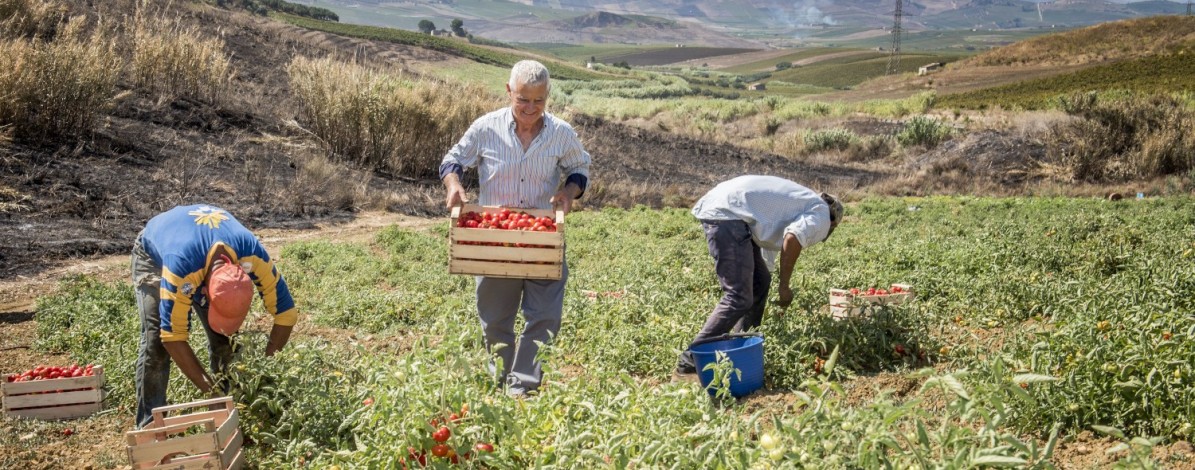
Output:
(188, 206), (230, 229)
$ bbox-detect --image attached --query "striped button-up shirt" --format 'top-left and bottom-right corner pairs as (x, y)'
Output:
(692, 175), (832, 252)
(440, 108), (591, 210)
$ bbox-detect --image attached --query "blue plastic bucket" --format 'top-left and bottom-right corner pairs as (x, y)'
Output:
(689, 334), (765, 398)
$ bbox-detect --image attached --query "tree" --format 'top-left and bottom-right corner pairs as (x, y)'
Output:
(418, 20), (436, 34)
(451, 18), (466, 37)
(775, 61), (792, 71)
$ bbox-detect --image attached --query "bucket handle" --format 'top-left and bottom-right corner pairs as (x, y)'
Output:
(688, 332), (763, 349)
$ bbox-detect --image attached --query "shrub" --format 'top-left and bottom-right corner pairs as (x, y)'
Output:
(0, 16), (120, 142)
(896, 115), (951, 148)
(287, 56), (497, 178)
(1048, 92), (1195, 181)
(131, 6), (233, 103)
(804, 128), (858, 152)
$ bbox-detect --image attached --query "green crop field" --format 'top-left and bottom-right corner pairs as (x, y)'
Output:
(938, 51), (1195, 110)
(719, 48), (849, 74)
(273, 13), (609, 82)
(768, 52), (962, 89)
(15, 197), (1195, 467)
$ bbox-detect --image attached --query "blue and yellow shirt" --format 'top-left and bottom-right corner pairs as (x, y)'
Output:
(140, 204), (297, 342)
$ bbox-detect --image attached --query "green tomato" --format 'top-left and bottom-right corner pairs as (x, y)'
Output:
(759, 433), (778, 451)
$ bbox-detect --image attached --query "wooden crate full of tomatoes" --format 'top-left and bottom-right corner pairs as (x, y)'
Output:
(125, 396), (244, 470)
(449, 204), (564, 280)
(2, 364), (103, 420)
(829, 284), (916, 320)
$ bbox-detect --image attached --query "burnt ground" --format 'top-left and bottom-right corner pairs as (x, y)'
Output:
(0, 1), (883, 281)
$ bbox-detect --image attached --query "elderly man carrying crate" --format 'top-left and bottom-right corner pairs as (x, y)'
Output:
(131, 204), (297, 428)
(676, 175), (844, 375)
(440, 60), (592, 397)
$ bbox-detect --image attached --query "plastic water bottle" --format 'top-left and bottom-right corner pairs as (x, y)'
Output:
(1137, 192), (1144, 200)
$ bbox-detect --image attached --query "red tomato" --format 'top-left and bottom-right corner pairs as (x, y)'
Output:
(894, 344), (907, 356)
(849, 288), (860, 295)
(362, 397), (374, 406)
(431, 444), (450, 458)
(61, 428), (74, 436)
(475, 442), (494, 453)
(449, 413), (460, 422)
(432, 426), (451, 443)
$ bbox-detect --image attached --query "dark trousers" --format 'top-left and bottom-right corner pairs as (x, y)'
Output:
(131, 233), (232, 428)
(678, 220), (771, 369)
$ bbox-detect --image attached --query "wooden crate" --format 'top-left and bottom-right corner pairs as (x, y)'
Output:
(126, 396), (244, 470)
(2, 366), (104, 420)
(829, 284), (916, 320)
(449, 203), (565, 280)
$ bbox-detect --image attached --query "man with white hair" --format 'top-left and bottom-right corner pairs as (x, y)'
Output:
(676, 175), (844, 375)
(439, 60), (591, 397)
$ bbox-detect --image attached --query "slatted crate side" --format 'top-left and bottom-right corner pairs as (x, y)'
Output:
(2, 366), (105, 420)
(2, 366), (104, 396)
(129, 397), (243, 470)
(828, 284), (916, 307)
(449, 259), (563, 280)
(449, 204), (566, 280)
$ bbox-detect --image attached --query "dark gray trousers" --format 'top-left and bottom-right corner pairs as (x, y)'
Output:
(678, 220), (771, 369)
(475, 259), (568, 394)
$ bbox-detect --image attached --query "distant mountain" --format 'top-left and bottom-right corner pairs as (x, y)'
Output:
(295, 0), (1191, 46)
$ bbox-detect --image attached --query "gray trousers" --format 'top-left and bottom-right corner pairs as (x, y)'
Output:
(131, 234), (232, 428)
(678, 220), (771, 369)
(475, 259), (568, 394)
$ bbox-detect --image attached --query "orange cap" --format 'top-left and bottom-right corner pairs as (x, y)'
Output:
(207, 254), (253, 336)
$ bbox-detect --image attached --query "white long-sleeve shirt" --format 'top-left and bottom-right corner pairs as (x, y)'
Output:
(692, 175), (832, 259)
(440, 108), (591, 210)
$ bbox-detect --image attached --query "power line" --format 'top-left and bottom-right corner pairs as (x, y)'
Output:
(886, 0), (903, 75)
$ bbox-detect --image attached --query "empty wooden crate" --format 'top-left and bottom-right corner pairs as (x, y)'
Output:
(126, 396), (244, 470)
(449, 203), (565, 280)
(2, 366), (104, 420)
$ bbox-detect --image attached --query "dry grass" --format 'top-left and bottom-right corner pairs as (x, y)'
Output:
(0, 0), (63, 40)
(963, 16), (1195, 68)
(1047, 93), (1195, 182)
(287, 56), (498, 179)
(0, 15), (120, 142)
(130, 1), (233, 104)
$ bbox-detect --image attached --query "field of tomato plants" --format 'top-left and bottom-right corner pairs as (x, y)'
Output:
(18, 197), (1195, 468)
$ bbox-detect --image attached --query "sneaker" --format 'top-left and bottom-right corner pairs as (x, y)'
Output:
(675, 363), (696, 375)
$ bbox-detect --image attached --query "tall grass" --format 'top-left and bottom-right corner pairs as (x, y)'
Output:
(0, 16), (120, 142)
(1048, 92), (1195, 181)
(0, 0), (62, 40)
(131, 3), (233, 103)
(287, 56), (498, 178)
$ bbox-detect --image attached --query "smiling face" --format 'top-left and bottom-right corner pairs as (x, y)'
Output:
(507, 80), (548, 130)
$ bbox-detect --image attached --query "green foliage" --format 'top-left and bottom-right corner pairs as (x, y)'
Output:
(33, 197), (1195, 467)
(275, 13), (606, 81)
(937, 50), (1195, 110)
(803, 128), (858, 152)
(897, 115), (952, 148)
(775, 61), (792, 71)
(417, 19), (434, 34)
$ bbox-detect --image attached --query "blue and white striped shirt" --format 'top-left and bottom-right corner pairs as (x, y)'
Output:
(692, 175), (832, 252)
(440, 108), (591, 210)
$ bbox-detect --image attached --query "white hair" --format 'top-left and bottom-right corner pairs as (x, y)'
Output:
(509, 60), (550, 90)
